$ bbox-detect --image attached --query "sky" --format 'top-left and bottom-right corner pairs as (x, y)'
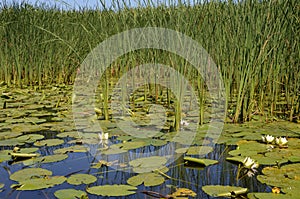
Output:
(2, 0), (191, 10)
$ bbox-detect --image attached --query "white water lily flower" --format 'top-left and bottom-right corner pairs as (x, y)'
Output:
(98, 132), (109, 140)
(262, 135), (274, 143)
(180, 120), (189, 126)
(243, 157), (258, 169)
(275, 137), (288, 145)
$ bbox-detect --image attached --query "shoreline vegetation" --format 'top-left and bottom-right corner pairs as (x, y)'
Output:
(0, 0), (299, 124)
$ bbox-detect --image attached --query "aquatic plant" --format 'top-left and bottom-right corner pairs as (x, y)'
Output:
(261, 135), (275, 144)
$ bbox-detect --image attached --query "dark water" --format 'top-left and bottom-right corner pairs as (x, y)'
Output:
(0, 133), (270, 199)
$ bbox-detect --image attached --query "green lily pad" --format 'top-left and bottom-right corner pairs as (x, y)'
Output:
(228, 140), (268, 157)
(0, 183), (4, 189)
(56, 131), (82, 139)
(127, 172), (165, 187)
(184, 157), (218, 167)
(129, 156), (167, 173)
(22, 154), (68, 166)
(226, 156), (246, 164)
(0, 138), (25, 146)
(10, 168), (52, 182)
(54, 145), (88, 154)
(34, 139), (64, 147)
(0, 131), (22, 140)
(100, 146), (127, 155)
(54, 189), (88, 199)
(0, 150), (12, 162)
(17, 134), (44, 143)
(11, 176), (66, 190)
(114, 141), (147, 150)
(12, 124), (49, 134)
(67, 174), (97, 185)
(202, 185), (248, 197)
(186, 146), (213, 156)
(87, 185), (137, 196)
(175, 147), (189, 154)
(257, 163), (300, 191)
(247, 193), (286, 199)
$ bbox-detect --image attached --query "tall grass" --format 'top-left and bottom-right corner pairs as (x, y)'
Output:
(0, 0), (299, 123)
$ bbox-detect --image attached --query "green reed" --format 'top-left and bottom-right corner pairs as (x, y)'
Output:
(0, 0), (298, 123)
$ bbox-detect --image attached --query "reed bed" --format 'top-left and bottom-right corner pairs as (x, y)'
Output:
(0, 0), (299, 123)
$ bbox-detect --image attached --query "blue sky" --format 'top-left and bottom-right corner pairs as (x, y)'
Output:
(2, 0), (191, 10)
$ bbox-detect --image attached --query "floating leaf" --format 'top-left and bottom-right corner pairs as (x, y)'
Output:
(12, 176), (66, 190)
(247, 192), (293, 199)
(129, 156), (167, 173)
(202, 185), (248, 197)
(54, 145), (88, 154)
(87, 185), (137, 196)
(175, 148), (188, 154)
(56, 131), (82, 139)
(34, 138), (64, 147)
(17, 134), (44, 143)
(257, 163), (300, 192)
(10, 168), (52, 182)
(0, 131), (22, 140)
(127, 172), (165, 187)
(54, 189), (88, 199)
(226, 156), (246, 164)
(170, 188), (197, 197)
(22, 154), (68, 166)
(0, 150), (12, 162)
(114, 141), (147, 150)
(0, 138), (25, 146)
(100, 145), (127, 155)
(184, 157), (218, 167)
(67, 174), (97, 185)
(186, 146), (213, 156)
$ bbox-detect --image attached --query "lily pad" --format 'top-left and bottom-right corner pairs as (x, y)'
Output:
(54, 145), (88, 154)
(129, 156), (167, 173)
(10, 168), (52, 182)
(184, 157), (218, 167)
(22, 154), (68, 166)
(0, 138), (24, 146)
(11, 176), (66, 190)
(175, 147), (189, 154)
(0, 150), (12, 162)
(0, 131), (22, 140)
(54, 189), (88, 199)
(34, 139), (64, 147)
(202, 185), (248, 197)
(17, 134), (44, 143)
(114, 141), (147, 150)
(56, 131), (82, 139)
(127, 172), (165, 187)
(247, 192), (291, 199)
(67, 174), (97, 185)
(87, 184), (137, 196)
(186, 146), (213, 156)
(100, 145), (127, 155)
(170, 188), (197, 198)
(257, 163), (300, 192)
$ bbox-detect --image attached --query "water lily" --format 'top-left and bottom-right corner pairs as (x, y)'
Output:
(180, 120), (189, 126)
(261, 135), (274, 143)
(243, 157), (259, 170)
(275, 137), (288, 146)
(98, 132), (109, 140)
